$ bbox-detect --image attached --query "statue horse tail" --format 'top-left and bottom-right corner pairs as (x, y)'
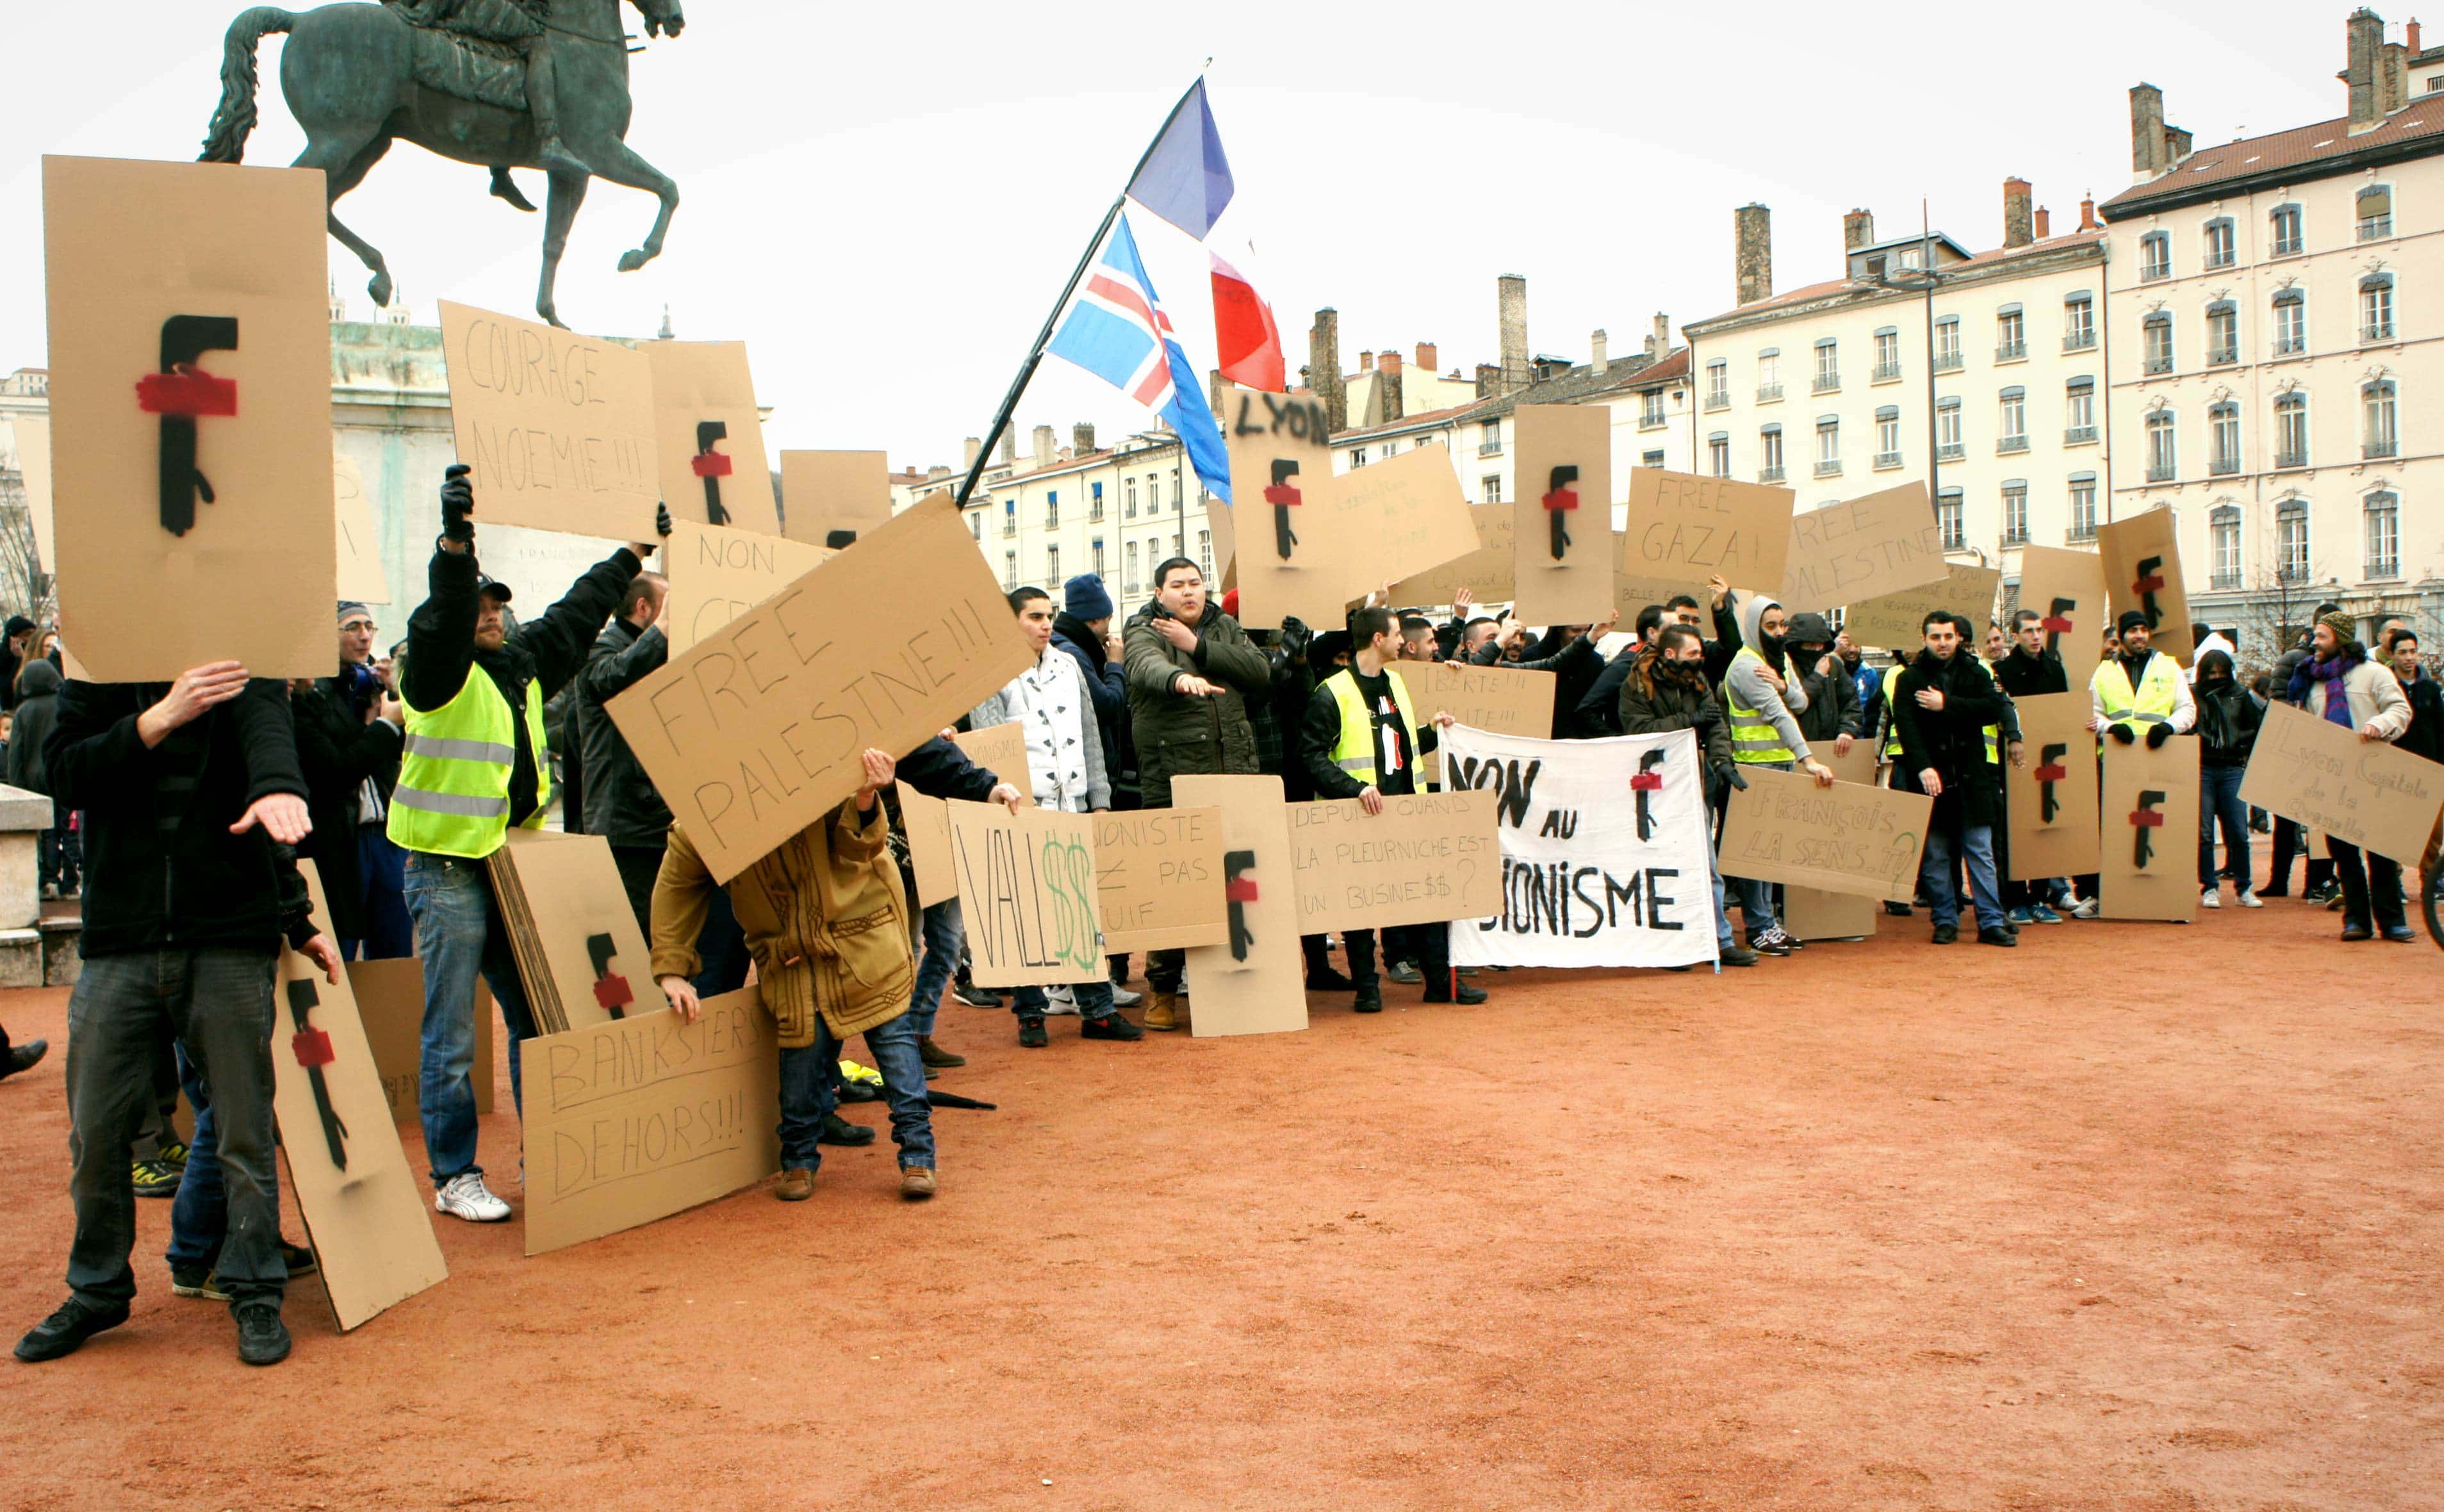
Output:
(198, 7), (299, 163)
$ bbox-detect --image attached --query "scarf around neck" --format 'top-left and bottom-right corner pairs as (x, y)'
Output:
(2304, 652), (2357, 728)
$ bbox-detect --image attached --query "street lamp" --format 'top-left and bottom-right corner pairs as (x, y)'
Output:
(1867, 202), (1955, 547)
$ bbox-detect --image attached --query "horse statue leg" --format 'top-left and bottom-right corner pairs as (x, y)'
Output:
(299, 132), (400, 310)
(536, 169), (591, 329)
(581, 138), (681, 274)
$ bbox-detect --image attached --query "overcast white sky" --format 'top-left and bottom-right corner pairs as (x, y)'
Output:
(1, 1), (2355, 472)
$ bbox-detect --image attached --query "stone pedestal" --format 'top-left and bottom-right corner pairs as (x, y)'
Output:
(0, 784), (54, 987)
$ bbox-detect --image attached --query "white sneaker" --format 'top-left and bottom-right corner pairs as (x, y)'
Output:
(2072, 896), (2100, 919)
(435, 1171), (512, 1223)
(2237, 889), (2263, 908)
(1041, 985), (1080, 1016)
(2201, 888), (2221, 909)
(1108, 983), (1143, 1008)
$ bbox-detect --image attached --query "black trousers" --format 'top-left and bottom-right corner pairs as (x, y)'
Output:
(1346, 924), (1454, 998)
(2329, 839), (2406, 932)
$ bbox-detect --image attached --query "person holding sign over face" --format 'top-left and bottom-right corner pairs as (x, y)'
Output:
(1299, 606), (1488, 1013)
(1892, 611), (2015, 947)
(390, 465), (665, 1225)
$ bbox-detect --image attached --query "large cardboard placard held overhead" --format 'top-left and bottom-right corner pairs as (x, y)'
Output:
(2242, 700), (2444, 867)
(2099, 737), (2200, 921)
(2005, 691), (2103, 882)
(274, 863), (449, 1331)
(1511, 406), (1616, 624)
(946, 798), (1104, 988)
(646, 340), (780, 538)
(43, 156), (334, 682)
(1619, 468), (1794, 609)
(1410, 661), (1557, 739)
(1841, 563), (2003, 652)
(2015, 545), (2112, 689)
(1390, 505), (1514, 605)
(780, 450), (893, 548)
(1777, 483), (1948, 612)
(1324, 443), (1483, 594)
(1093, 805), (1228, 953)
(665, 520), (833, 655)
(438, 300), (659, 543)
(903, 723), (1033, 908)
(1719, 765), (1932, 902)
(1780, 738), (1882, 940)
(607, 495), (1036, 883)
(2097, 508), (2195, 664)
(1174, 774), (1308, 1037)
(523, 989), (783, 1256)
(333, 452), (390, 604)
(10, 416), (53, 573)
(1219, 382), (1345, 625)
(1288, 790), (1500, 935)
(348, 957), (493, 1122)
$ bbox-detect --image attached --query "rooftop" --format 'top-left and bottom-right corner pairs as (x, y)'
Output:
(2101, 106), (2444, 217)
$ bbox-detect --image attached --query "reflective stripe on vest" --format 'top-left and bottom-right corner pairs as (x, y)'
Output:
(1726, 647), (1796, 763)
(386, 666), (551, 860)
(2090, 652), (2182, 739)
(1322, 666), (1422, 789)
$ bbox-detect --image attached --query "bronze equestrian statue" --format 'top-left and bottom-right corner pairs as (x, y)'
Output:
(198, 0), (689, 329)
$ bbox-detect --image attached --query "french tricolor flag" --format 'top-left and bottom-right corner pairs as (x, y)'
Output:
(1210, 247), (1285, 393)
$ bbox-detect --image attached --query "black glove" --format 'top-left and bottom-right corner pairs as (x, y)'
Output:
(1279, 616), (1312, 662)
(655, 501), (673, 539)
(1716, 761), (1748, 793)
(2145, 721), (2172, 749)
(440, 463), (475, 544)
(2110, 725), (2136, 746)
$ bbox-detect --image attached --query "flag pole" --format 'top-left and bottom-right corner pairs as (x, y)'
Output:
(954, 77), (1209, 508)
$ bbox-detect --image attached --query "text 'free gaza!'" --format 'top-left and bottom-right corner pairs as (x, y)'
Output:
(605, 494), (1036, 883)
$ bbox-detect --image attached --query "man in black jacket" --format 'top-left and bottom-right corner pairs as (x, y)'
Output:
(290, 659), (404, 957)
(1618, 626), (1757, 967)
(573, 567), (671, 929)
(1785, 612), (1860, 756)
(1892, 613), (2014, 947)
(19, 666), (343, 1367)
(1571, 603), (1668, 738)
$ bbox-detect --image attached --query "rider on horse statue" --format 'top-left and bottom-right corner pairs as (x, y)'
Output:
(388, 0), (591, 177)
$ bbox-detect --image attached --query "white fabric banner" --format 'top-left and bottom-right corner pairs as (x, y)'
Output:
(1439, 725), (1720, 969)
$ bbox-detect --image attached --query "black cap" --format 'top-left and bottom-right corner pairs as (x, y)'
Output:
(2116, 609), (2149, 634)
(477, 576), (514, 604)
(3, 616), (33, 637)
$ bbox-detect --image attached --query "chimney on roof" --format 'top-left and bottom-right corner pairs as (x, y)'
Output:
(1379, 350), (1404, 423)
(2034, 205), (2053, 239)
(1358, 350), (1374, 373)
(1734, 204), (1773, 306)
(1475, 362), (1502, 399)
(2003, 177), (2035, 249)
(2410, 17), (2423, 52)
(1497, 275), (1530, 393)
(2382, 37), (2409, 111)
(1651, 312), (1671, 357)
(1842, 208), (1875, 252)
(1031, 423), (1055, 468)
(1309, 308), (1345, 432)
(2079, 192), (2100, 231)
(2129, 83), (2167, 182)
(1074, 422), (1095, 456)
(928, 464), (951, 483)
(998, 427), (1016, 466)
(1208, 368), (1226, 418)
(1591, 329), (1609, 374)
(1416, 341), (1438, 372)
(2165, 124), (2194, 161)
(2348, 8), (2384, 133)
(962, 436), (981, 471)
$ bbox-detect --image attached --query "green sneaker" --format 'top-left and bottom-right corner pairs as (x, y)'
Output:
(131, 1158), (181, 1199)
(154, 1137), (191, 1172)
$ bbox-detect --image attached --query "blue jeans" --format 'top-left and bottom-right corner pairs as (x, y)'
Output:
(2199, 765), (2252, 890)
(1728, 759), (1792, 933)
(1010, 976), (1117, 1020)
(908, 900), (964, 1037)
(349, 824), (416, 960)
(1921, 822), (2006, 932)
(404, 851), (539, 1186)
(776, 1011), (934, 1172)
(63, 949), (283, 1308)
(1706, 841), (1736, 951)
(165, 1048), (224, 1272)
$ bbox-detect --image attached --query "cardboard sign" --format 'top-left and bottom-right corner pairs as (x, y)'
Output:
(1441, 727), (1719, 969)
(1288, 790), (1501, 935)
(1842, 563), (2003, 652)
(945, 798), (1103, 987)
(2242, 700), (2444, 867)
(1391, 505), (1514, 605)
(333, 452), (390, 604)
(275, 862), (448, 1331)
(1093, 805), (1228, 953)
(1411, 661), (1556, 737)
(2099, 737), (2200, 921)
(780, 450), (892, 548)
(522, 990), (782, 1257)
(1328, 443), (1484, 593)
(1512, 406), (1615, 624)
(1219, 382), (1345, 625)
(436, 300), (658, 543)
(2097, 509), (2194, 664)
(2005, 691), (2102, 882)
(43, 156), (332, 682)
(10, 415), (53, 571)
(1174, 774), (1307, 1037)
(1782, 738), (1882, 938)
(665, 519), (833, 655)
(1777, 483), (1948, 612)
(348, 957), (493, 1122)
(607, 495), (1036, 883)
(1719, 764), (1932, 902)
(903, 723), (1033, 908)
(646, 340), (779, 538)
(486, 829), (669, 1035)
(1618, 468), (1794, 609)
(2015, 545), (2110, 689)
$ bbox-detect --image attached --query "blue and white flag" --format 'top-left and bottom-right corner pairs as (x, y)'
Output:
(1126, 79), (1234, 240)
(1046, 214), (1231, 502)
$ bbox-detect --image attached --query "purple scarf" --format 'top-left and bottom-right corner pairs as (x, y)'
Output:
(2303, 653), (2357, 728)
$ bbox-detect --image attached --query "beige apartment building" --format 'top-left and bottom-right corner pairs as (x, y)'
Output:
(1682, 186), (2110, 605)
(2101, 7), (2444, 648)
(956, 421), (1218, 618)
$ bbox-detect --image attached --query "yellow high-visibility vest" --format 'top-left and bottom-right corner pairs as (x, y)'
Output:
(1727, 647), (1796, 764)
(386, 665), (551, 859)
(1321, 667), (1422, 788)
(2090, 652), (2183, 742)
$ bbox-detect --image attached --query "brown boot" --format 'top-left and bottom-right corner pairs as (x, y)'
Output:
(899, 1165), (937, 1201)
(774, 1168), (815, 1202)
(918, 1036), (965, 1069)
(1142, 988), (1179, 1031)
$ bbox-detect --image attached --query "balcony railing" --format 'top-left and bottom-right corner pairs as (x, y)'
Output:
(1002, 522), (1017, 538)
(2210, 454), (2240, 476)
(2067, 523), (2098, 543)
(2274, 448), (2309, 470)
(2063, 329), (2098, 352)
(1704, 389), (1730, 411)
(2206, 345), (2238, 366)
(2140, 261), (2170, 283)
(2144, 354), (2174, 375)
(1997, 435), (2030, 454)
(1940, 527), (1967, 550)
(1814, 459), (1842, 478)
(1089, 505), (1104, 522)
(1873, 450), (1903, 470)
(1812, 370), (1840, 393)
(2365, 438), (2399, 459)
(2271, 238), (2304, 258)
(2204, 249), (2236, 270)
(1639, 413), (1666, 432)
(2146, 461), (2176, 482)
(1478, 441), (1502, 457)
(2273, 335), (2306, 357)
(1937, 442), (1965, 461)
(2003, 527), (2029, 546)
(1757, 382), (1784, 402)
(1871, 360), (1903, 382)
(2064, 424), (2098, 445)
(2363, 322), (2396, 343)
(2210, 571), (2242, 589)
(2359, 215), (2393, 241)
(2368, 557), (2401, 579)
(1758, 465), (1785, 483)
(1933, 350), (1964, 374)
(1996, 340), (2027, 362)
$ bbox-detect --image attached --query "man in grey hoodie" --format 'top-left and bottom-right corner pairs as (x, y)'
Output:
(1720, 591), (1837, 955)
